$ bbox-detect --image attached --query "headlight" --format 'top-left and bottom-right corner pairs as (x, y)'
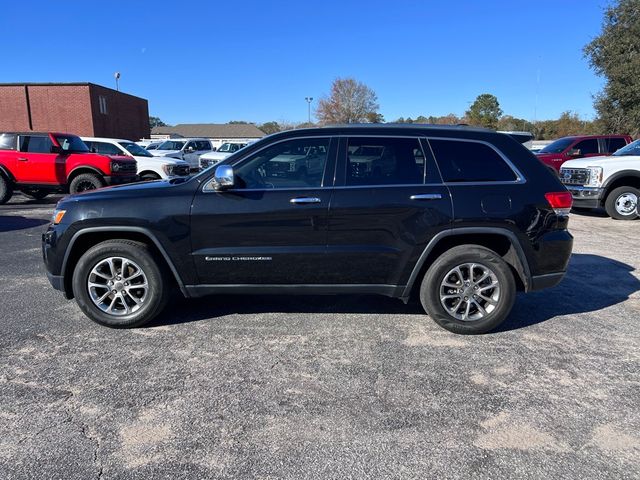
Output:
(162, 164), (174, 175)
(52, 209), (66, 225)
(585, 166), (604, 187)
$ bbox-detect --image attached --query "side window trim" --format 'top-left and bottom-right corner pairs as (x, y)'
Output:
(425, 136), (526, 185)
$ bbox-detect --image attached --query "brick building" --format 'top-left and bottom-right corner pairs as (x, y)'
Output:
(0, 82), (150, 140)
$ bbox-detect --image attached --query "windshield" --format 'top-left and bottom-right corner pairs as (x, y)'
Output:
(158, 140), (185, 150)
(538, 138), (575, 154)
(122, 142), (153, 157)
(54, 134), (90, 153)
(613, 139), (640, 156)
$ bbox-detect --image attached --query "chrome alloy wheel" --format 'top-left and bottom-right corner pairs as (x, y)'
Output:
(614, 192), (638, 216)
(439, 263), (500, 322)
(87, 257), (149, 316)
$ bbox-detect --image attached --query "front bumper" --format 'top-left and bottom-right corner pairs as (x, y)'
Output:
(104, 174), (138, 186)
(564, 186), (603, 209)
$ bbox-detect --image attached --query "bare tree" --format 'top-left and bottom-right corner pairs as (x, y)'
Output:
(316, 78), (381, 125)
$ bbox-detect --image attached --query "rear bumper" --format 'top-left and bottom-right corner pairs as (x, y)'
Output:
(565, 186), (603, 208)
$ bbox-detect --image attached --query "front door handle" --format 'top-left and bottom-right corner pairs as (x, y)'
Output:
(290, 197), (321, 204)
(410, 193), (442, 201)
(17, 157), (28, 162)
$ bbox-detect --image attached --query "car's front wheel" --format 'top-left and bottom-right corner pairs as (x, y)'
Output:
(72, 240), (169, 328)
(420, 245), (516, 334)
(69, 173), (105, 194)
(605, 186), (639, 220)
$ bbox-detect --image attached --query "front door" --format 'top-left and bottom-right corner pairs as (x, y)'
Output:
(190, 136), (337, 285)
(326, 136), (453, 286)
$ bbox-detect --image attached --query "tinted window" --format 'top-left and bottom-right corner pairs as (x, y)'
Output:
(0, 133), (16, 150)
(429, 139), (517, 183)
(538, 137), (574, 154)
(54, 134), (89, 153)
(346, 137), (425, 186)
(122, 142), (153, 157)
(605, 138), (627, 153)
(158, 140), (185, 150)
(20, 135), (53, 154)
(195, 140), (211, 151)
(235, 137), (330, 189)
(86, 141), (122, 156)
(572, 139), (598, 155)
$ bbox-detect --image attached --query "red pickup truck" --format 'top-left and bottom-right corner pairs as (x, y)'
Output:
(535, 134), (632, 171)
(0, 132), (137, 204)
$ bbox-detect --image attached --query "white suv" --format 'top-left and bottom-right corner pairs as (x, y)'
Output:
(560, 139), (640, 220)
(82, 137), (191, 180)
(149, 138), (213, 171)
(199, 142), (250, 169)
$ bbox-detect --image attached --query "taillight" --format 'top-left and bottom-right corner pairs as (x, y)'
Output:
(545, 191), (573, 216)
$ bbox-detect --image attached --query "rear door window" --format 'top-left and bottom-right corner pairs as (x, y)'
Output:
(20, 135), (53, 154)
(345, 137), (425, 186)
(604, 137), (627, 153)
(195, 140), (211, 151)
(428, 139), (517, 183)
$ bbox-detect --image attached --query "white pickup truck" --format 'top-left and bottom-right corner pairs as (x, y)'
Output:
(560, 139), (640, 220)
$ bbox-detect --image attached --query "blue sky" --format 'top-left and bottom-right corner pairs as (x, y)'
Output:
(0, 0), (608, 124)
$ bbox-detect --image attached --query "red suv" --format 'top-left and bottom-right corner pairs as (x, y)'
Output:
(0, 132), (137, 203)
(535, 134), (632, 171)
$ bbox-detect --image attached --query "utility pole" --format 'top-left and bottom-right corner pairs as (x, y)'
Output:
(305, 97), (313, 124)
(114, 72), (121, 91)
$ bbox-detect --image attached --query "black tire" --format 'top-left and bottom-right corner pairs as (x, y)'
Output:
(22, 188), (49, 200)
(420, 245), (516, 335)
(0, 175), (13, 204)
(71, 240), (169, 328)
(604, 186), (639, 220)
(140, 172), (161, 181)
(69, 173), (105, 194)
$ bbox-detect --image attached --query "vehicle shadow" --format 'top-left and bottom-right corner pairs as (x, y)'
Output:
(0, 216), (49, 233)
(570, 208), (609, 218)
(150, 253), (639, 333)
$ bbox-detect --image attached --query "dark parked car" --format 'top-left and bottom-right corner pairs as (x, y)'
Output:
(42, 125), (573, 334)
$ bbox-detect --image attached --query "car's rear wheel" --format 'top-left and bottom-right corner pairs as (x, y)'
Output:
(420, 245), (516, 334)
(22, 188), (49, 200)
(0, 175), (13, 204)
(605, 186), (639, 220)
(72, 240), (168, 328)
(69, 173), (105, 194)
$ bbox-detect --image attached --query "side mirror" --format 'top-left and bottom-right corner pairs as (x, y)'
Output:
(568, 148), (581, 157)
(213, 165), (234, 190)
(50, 145), (63, 154)
(185, 146), (195, 153)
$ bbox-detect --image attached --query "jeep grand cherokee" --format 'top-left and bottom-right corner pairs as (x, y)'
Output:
(42, 125), (573, 334)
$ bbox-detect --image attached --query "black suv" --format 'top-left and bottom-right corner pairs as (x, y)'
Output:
(42, 125), (573, 334)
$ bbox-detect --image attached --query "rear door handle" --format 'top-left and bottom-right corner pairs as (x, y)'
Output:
(17, 157), (28, 162)
(410, 193), (442, 201)
(290, 197), (321, 204)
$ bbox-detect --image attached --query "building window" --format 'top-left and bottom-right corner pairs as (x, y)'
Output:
(99, 95), (108, 115)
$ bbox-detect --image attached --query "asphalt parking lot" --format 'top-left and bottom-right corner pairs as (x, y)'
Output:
(1, 194), (639, 479)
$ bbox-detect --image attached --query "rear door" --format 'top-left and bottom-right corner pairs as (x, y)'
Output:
(602, 137), (628, 155)
(190, 136), (338, 285)
(15, 134), (64, 184)
(325, 136), (452, 286)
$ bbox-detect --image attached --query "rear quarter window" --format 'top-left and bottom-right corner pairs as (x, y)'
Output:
(0, 133), (17, 150)
(429, 139), (517, 183)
